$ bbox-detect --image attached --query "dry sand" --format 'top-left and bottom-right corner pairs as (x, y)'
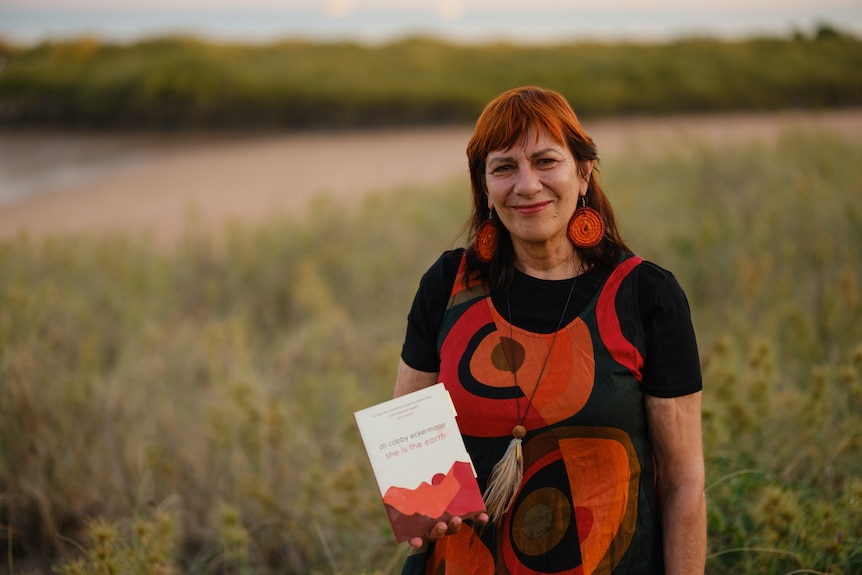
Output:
(2, 109), (860, 244)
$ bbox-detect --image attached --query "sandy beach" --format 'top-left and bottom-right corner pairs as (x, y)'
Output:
(2, 108), (860, 244)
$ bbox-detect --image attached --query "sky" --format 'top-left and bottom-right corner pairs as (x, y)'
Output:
(1, 0), (860, 45)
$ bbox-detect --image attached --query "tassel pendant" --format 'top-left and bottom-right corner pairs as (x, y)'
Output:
(483, 425), (526, 523)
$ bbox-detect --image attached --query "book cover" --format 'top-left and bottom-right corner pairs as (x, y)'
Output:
(354, 383), (486, 543)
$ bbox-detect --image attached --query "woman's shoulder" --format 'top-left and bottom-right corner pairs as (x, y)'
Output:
(419, 248), (465, 288)
(628, 257), (693, 316)
(602, 254), (691, 316)
(598, 254), (679, 291)
(437, 248), (466, 270)
(634, 258), (679, 288)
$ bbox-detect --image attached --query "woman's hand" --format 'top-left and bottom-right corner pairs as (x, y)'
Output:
(407, 513), (490, 549)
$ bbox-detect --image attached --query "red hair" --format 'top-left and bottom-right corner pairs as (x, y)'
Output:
(464, 86), (630, 289)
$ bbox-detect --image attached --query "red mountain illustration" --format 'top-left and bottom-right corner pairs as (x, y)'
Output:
(382, 460), (485, 542)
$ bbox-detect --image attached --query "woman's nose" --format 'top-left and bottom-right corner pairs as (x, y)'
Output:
(514, 165), (542, 196)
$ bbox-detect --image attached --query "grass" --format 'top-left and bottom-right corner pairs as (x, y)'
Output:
(0, 126), (861, 574)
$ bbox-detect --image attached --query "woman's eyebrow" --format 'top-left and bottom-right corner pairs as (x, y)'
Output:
(486, 154), (515, 166)
(487, 147), (560, 166)
(528, 147), (561, 159)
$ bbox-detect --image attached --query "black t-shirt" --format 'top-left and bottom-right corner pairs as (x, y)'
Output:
(401, 249), (702, 398)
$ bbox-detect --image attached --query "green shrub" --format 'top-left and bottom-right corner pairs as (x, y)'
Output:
(0, 34), (860, 129)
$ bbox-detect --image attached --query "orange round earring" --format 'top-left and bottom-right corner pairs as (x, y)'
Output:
(567, 197), (605, 248)
(475, 211), (498, 263)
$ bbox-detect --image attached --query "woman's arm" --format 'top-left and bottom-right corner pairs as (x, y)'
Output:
(645, 391), (706, 575)
(394, 358), (438, 397)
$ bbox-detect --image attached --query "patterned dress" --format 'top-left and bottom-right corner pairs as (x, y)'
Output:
(400, 250), (700, 574)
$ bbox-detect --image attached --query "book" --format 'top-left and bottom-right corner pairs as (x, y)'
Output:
(353, 383), (486, 543)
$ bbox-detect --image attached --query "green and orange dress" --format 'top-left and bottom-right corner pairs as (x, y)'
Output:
(400, 249), (701, 575)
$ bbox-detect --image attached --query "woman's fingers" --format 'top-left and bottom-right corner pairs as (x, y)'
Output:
(407, 515), (477, 549)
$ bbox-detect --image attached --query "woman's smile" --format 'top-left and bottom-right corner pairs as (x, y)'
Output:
(511, 200), (552, 215)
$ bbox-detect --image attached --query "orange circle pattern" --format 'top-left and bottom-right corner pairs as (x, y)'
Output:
(567, 207), (605, 248)
(475, 219), (498, 263)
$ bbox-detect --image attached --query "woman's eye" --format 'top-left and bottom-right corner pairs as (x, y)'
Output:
(537, 158), (556, 167)
(491, 164), (513, 173)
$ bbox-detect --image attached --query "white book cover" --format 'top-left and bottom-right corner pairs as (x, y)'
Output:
(354, 383), (485, 543)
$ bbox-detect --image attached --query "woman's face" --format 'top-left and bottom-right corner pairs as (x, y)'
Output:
(485, 126), (593, 252)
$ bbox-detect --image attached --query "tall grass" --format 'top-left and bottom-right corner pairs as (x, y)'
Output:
(1, 128), (861, 574)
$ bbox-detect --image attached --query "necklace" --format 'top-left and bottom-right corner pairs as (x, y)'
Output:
(483, 268), (581, 523)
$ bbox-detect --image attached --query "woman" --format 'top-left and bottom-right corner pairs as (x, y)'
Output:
(395, 86), (705, 574)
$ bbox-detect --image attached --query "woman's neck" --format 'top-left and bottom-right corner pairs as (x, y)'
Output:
(512, 239), (584, 280)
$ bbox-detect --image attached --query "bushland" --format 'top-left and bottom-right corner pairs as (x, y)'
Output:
(0, 26), (860, 131)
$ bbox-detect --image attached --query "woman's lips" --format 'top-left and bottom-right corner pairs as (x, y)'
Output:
(512, 201), (551, 215)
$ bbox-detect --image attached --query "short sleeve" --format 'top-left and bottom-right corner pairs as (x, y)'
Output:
(400, 250), (463, 373)
(637, 263), (703, 398)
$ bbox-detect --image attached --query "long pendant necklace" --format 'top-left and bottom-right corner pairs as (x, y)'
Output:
(483, 270), (581, 523)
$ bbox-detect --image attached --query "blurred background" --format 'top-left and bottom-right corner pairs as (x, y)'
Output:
(3, 0), (862, 45)
(1, 2), (861, 574)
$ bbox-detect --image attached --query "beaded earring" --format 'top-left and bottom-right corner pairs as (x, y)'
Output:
(475, 209), (498, 263)
(567, 196), (605, 248)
